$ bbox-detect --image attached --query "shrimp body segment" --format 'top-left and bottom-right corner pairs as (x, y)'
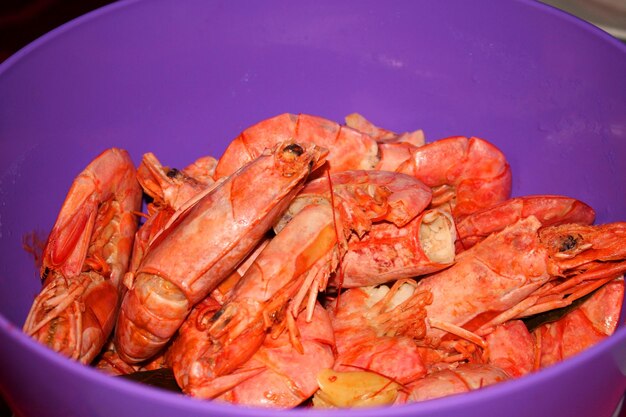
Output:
(535, 277), (624, 368)
(455, 195), (595, 251)
(397, 136), (512, 218)
(276, 170), (433, 236)
(311, 281), (433, 408)
(214, 113), (379, 179)
(23, 148), (142, 364)
(130, 152), (218, 272)
(344, 113), (425, 146)
(202, 202), (340, 379)
(40, 148), (142, 288)
(169, 297), (335, 407)
(340, 209), (456, 288)
(329, 281), (432, 384)
(277, 170), (437, 289)
(215, 303), (334, 408)
(114, 142), (327, 363)
(483, 320), (537, 378)
(402, 364), (510, 403)
(482, 277), (624, 378)
(136, 152), (217, 211)
(344, 113), (425, 172)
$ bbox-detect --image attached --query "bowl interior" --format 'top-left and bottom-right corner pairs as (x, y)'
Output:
(1, 0), (626, 416)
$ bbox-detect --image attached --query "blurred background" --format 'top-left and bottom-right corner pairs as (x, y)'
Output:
(0, 0), (624, 416)
(541, 0), (626, 41)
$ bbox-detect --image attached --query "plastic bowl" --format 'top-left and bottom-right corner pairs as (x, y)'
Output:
(1, 1), (625, 416)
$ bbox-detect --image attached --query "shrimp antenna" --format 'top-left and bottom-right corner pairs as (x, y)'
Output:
(326, 168), (345, 309)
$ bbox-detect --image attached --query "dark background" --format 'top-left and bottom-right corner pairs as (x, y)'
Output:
(0, 0), (116, 62)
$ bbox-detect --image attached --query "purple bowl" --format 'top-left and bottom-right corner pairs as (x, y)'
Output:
(1, 0), (625, 416)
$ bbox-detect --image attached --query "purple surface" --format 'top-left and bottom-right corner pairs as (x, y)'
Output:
(1, 0), (625, 416)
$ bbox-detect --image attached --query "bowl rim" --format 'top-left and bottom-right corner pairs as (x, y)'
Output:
(525, 0), (626, 52)
(3, 311), (626, 415)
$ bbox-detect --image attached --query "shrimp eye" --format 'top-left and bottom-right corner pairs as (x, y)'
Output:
(559, 234), (578, 252)
(283, 143), (304, 157)
(166, 168), (182, 179)
(41, 267), (50, 281)
(209, 308), (224, 322)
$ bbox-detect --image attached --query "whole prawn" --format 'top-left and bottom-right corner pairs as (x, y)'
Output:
(418, 216), (626, 351)
(114, 142), (327, 363)
(346, 116), (513, 219)
(23, 148), (142, 364)
(168, 296), (335, 407)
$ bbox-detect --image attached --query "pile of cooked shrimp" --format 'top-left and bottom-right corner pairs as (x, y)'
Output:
(24, 113), (626, 408)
